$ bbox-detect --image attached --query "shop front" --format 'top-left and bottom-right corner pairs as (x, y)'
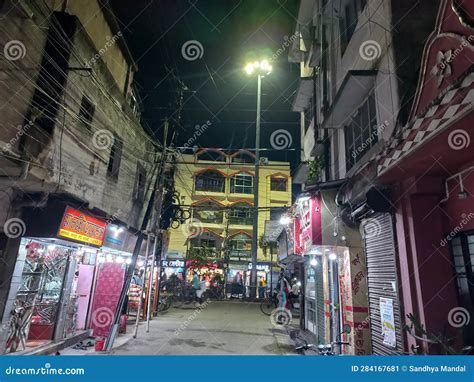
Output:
(2, 202), (108, 353)
(0, 199), (149, 354)
(285, 190), (371, 354)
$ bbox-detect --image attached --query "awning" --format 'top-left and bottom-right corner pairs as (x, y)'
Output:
(323, 70), (377, 129)
(288, 0), (317, 63)
(292, 78), (313, 112)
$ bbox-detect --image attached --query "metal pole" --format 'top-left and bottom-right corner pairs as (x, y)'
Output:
(251, 74), (262, 300)
(133, 235), (151, 338)
(269, 246), (273, 297)
(146, 237), (158, 332)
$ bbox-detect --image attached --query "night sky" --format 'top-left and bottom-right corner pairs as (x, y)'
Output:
(109, 0), (301, 169)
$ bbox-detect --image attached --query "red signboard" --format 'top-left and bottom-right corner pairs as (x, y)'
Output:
(58, 206), (107, 246)
(296, 195), (322, 253)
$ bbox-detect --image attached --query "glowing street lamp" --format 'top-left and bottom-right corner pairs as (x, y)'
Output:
(245, 57), (272, 299)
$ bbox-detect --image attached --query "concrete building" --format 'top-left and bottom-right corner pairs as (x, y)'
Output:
(166, 150), (291, 293)
(0, 0), (159, 353)
(288, 0), (442, 354)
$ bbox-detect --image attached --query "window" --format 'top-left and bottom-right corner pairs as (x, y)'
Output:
(339, 1), (361, 56)
(231, 153), (254, 164)
(450, 234), (474, 302)
(229, 203), (253, 226)
(107, 135), (123, 179)
(190, 237), (216, 250)
(271, 177), (287, 192)
(193, 201), (224, 224)
(230, 173), (253, 194)
(270, 208), (284, 221)
(197, 151), (226, 162)
(344, 92), (378, 171)
(189, 231), (221, 254)
(449, 233), (474, 345)
(195, 170), (225, 193)
(134, 163), (146, 201)
(78, 96), (95, 129)
(229, 234), (252, 259)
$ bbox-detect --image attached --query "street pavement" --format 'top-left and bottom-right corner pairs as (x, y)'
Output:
(110, 300), (296, 355)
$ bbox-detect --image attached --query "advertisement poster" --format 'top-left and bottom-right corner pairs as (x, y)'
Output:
(379, 297), (396, 348)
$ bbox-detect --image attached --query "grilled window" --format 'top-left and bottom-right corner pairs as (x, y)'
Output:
(229, 203), (253, 226)
(230, 173), (253, 194)
(195, 170), (225, 193)
(344, 92), (378, 171)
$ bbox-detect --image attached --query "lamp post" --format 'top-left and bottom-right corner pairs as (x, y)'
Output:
(244, 59), (272, 299)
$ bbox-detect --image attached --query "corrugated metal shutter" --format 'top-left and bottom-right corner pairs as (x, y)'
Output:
(363, 213), (404, 355)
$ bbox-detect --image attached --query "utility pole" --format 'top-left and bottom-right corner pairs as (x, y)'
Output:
(251, 74), (262, 300)
(105, 121), (169, 351)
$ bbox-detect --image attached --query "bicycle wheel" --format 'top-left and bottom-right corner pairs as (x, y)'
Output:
(260, 298), (276, 316)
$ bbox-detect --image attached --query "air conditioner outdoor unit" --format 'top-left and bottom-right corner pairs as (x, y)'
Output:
(259, 157), (269, 165)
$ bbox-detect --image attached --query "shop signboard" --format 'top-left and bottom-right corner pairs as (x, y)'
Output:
(297, 196), (322, 253)
(379, 297), (396, 348)
(161, 259), (185, 268)
(58, 206), (107, 247)
(247, 262), (270, 272)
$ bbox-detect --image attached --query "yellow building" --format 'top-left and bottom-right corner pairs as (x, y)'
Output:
(166, 149), (292, 285)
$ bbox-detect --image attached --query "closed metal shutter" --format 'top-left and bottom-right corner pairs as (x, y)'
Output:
(363, 213), (404, 355)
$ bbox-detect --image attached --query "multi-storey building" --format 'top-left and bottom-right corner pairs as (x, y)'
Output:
(0, 0), (159, 353)
(289, 0), (473, 355)
(166, 150), (291, 293)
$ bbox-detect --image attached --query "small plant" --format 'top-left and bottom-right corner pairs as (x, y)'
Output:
(404, 313), (470, 355)
(304, 156), (325, 182)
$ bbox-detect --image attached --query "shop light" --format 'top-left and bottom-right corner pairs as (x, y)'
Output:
(126, 258), (132, 265)
(48, 244), (56, 251)
(106, 254), (113, 262)
(137, 260), (144, 267)
(329, 253), (337, 261)
(297, 196), (310, 203)
(324, 248), (330, 252)
(310, 258), (318, 267)
(98, 256), (105, 264)
(116, 256), (124, 264)
(279, 215), (291, 225)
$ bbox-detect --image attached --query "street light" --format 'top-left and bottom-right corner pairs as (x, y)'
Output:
(245, 58), (272, 299)
(279, 215), (291, 225)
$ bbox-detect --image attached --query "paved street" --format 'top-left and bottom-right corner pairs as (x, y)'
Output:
(111, 301), (294, 355)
